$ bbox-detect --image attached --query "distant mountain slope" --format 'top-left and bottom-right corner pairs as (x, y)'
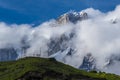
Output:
(0, 57), (119, 80)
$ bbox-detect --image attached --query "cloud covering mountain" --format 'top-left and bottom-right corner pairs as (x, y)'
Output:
(0, 5), (120, 75)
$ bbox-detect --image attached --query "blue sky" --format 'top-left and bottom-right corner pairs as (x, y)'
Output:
(0, 0), (119, 24)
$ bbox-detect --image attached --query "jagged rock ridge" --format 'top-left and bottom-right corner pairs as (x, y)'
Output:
(57, 11), (88, 24)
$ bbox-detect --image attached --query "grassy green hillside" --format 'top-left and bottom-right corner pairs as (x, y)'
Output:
(0, 57), (119, 80)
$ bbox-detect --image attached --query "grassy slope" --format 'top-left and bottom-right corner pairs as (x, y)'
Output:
(0, 57), (119, 80)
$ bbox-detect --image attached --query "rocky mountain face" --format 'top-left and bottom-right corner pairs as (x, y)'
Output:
(48, 11), (97, 71)
(79, 53), (96, 71)
(0, 48), (18, 61)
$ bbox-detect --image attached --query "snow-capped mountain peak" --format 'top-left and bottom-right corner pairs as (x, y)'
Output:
(57, 11), (88, 24)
